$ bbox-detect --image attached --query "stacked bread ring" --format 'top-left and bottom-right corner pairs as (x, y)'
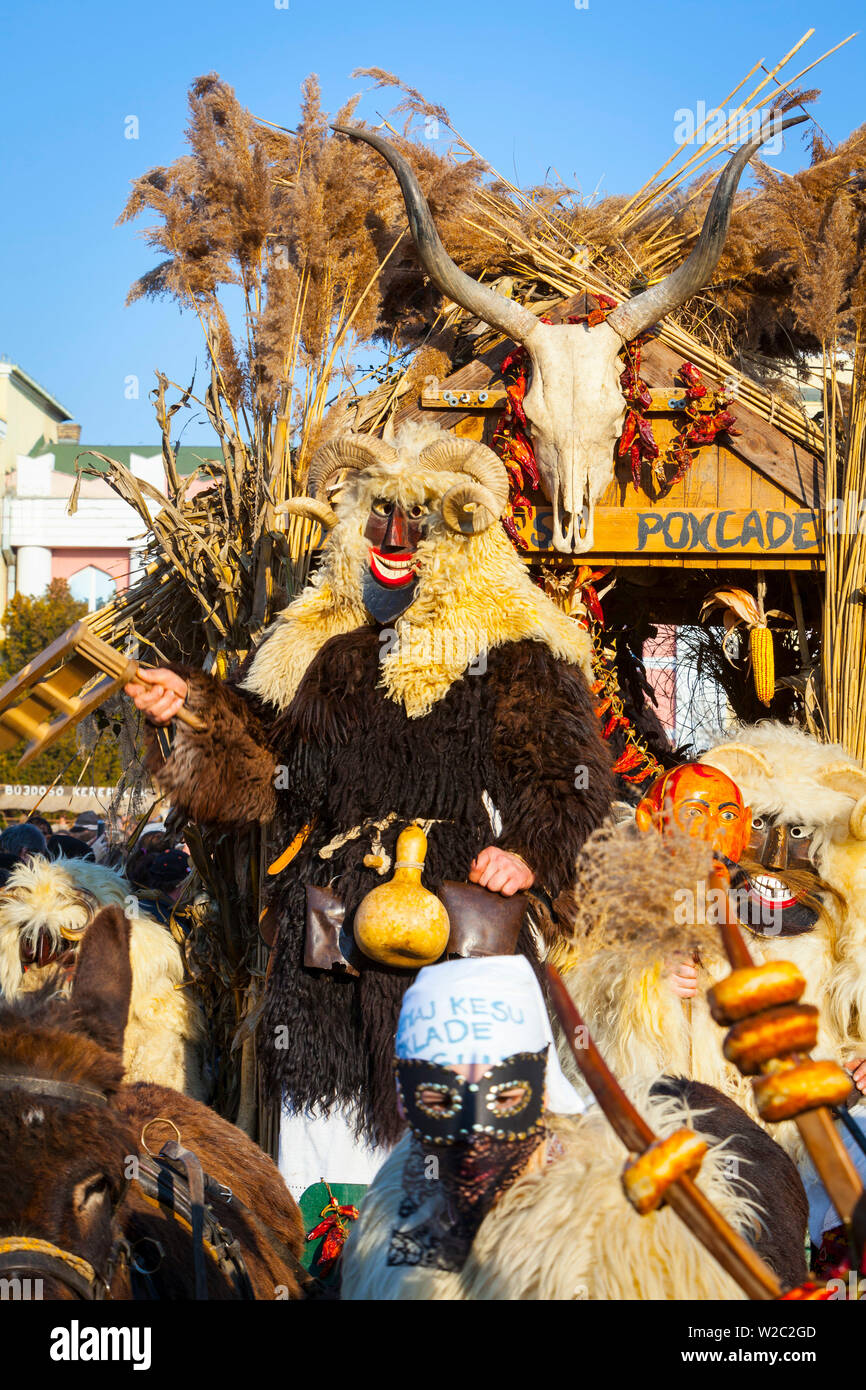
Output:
(622, 1129), (708, 1214)
(708, 961), (852, 1121)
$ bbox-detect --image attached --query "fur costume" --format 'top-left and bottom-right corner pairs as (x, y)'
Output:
(0, 855), (205, 1099)
(565, 916), (833, 1136)
(565, 723), (866, 1141)
(340, 1077), (807, 1300)
(145, 423), (613, 1145)
(701, 722), (866, 1063)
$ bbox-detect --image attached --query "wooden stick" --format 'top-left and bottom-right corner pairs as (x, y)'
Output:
(546, 964), (783, 1299)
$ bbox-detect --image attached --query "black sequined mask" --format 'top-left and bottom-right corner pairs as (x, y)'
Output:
(394, 1047), (548, 1145)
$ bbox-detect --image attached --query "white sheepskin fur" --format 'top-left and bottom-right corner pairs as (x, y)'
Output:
(565, 722), (866, 1152)
(0, 856), (206, 1099)
(241, 422), (592, 719)
(701, 722), (866, 1063)
(341, 1081), (770, 1300)
(564, 923), (833, 1155)
(701, 722), (866, 856)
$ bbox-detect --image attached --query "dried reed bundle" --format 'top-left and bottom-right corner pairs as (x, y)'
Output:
(822, 340), (866, 761)
(563, 823), (720, 966)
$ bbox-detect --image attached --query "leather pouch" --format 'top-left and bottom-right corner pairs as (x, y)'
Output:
(303, 884), (361, 976)
(438, 880), (528, 959)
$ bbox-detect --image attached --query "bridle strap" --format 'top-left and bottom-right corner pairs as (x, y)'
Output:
(160, 1142), (209, 1300)
(216, 1188), (325, 1297)
(0, 1237), (105, 1300)
(135, 1150), (255, 1300)
(0, 1079), (312, 1300)
(0, 1073), (109, 1107)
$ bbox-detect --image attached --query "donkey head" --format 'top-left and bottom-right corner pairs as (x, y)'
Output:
(0, 906), (134, 1298)
(334, 116), (805, 552)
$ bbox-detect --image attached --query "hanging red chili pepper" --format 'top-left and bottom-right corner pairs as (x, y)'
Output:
(490, 300), (736, 533)
(306, 1181), (360, 1275)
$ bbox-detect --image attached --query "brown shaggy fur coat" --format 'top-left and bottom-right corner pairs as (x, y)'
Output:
(146, 628), (613, 1144)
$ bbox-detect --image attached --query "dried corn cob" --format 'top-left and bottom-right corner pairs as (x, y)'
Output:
(749, 625), (775, 706)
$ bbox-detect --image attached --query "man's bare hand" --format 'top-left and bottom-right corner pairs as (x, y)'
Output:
(846, 1057), (866, 1095)
(124, 667), (189, 726)
(469, 846), (534, 897)
(667, 958), (699, 1000)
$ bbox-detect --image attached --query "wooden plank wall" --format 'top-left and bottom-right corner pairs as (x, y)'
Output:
(416, 395), (823, 571)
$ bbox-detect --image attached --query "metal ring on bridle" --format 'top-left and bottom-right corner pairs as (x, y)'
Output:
(140, 1116), (182, 1156)
(130, 1236), (165, 1276)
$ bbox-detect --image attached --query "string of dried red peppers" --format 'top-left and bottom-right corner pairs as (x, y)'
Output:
(491, 294), (738, 516)
(618, 335), (660, 488)
(615, 318), (739, 493)
(305, 1182), (360, 1276)
(544, 566), (665, 787)
(589, 619), (665, 785)
(660, 361), (740, 488)
(491, 339), (543, 547)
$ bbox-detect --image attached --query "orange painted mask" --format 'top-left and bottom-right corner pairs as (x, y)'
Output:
(635, 763), (751, 863)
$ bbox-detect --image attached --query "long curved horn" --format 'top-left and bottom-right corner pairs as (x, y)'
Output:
(306, 433), (399, 501)
(60, 888), (100, 941)
(817, 763), (866, 797)
(419, 436), (510, 514)
(816, 765), (866, 841)
(608, 114), (807, 341)
(332, 124), (539, 345)
(278, 497), (339, 531)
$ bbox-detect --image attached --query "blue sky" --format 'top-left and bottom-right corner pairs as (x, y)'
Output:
(0, 0), (861, 444)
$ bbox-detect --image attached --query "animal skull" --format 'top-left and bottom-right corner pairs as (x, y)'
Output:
(520, 318), (625, 550)
(334, 115), (805, 553)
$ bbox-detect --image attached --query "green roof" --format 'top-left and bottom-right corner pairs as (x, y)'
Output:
(28, 441), (221, 478)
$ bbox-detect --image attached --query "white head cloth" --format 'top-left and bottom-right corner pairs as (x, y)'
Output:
(395, 955), (584, 1115)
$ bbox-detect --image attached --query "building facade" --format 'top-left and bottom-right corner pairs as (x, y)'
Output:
(1, 359), (205, 616)
(0, 359), (74, 616)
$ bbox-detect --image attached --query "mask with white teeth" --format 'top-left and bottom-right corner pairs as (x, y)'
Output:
(733, 816), (820, 936)
(361, 496), (430, 623)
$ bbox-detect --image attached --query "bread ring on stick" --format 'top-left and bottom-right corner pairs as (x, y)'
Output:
(708, 961), (805, 1024)
(622, 1128), (708, 1215)
(753, 1060), (853, 1122)
(723, 1004), (819, 1075)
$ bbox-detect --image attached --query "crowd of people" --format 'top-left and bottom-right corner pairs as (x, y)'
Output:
(0, 807), (191, 922)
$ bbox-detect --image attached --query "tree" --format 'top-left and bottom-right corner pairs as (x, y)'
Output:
(0, 580), (122, 788)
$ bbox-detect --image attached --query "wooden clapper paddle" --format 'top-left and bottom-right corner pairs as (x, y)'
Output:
(0, 619), (204, 768)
